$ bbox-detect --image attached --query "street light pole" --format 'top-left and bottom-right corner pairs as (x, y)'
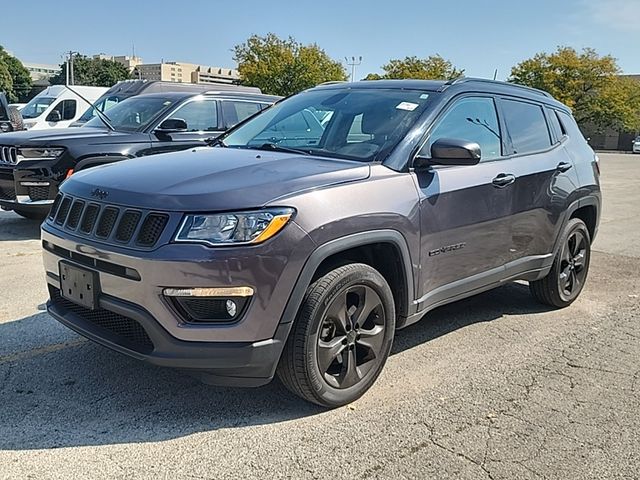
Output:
(344, 56), (363, 82)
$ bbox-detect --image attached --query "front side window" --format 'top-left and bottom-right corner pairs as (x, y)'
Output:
(20, 97), (56, 119)
(423, 97), (502, 161)
(501, 99), (551, 154)
(84, 96), (175, 131)
(222, 88), (432, 162)
(167, 99), (218, 132)
(50, 99), (76, 120)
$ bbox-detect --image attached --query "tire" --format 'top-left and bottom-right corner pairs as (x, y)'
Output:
(530, 218), (591, 308)
(13, 208), (47, 221)
(277, 263), (396, 407)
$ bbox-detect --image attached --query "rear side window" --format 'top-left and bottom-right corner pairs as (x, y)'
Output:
(546, 108), (564, 141)
(501, 99), (551, 154)
(221, 101), (264, 128)
(557, 111), (586, 142)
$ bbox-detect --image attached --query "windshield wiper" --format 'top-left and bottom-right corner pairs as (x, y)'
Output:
(255, 143), (311, 155)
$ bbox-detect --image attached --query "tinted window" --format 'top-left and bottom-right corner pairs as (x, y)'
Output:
(557, 111), (586, 141)
(546, 108), (564, 141)
(221, 101), (264, 128)
(168, 99), (218, 132)
(502, 99), (551, 154)
(424, 97), (502, 161)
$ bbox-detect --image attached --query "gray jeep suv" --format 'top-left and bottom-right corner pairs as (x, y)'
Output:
(42, 78), (601, 407)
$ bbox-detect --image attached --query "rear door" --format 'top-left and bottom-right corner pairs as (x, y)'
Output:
(151, 97), (222, 154)
(497, 97), (578, 264)
(412, 95), (514, 307)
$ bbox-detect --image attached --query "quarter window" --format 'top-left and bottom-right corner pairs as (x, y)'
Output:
(424, 97), (502, 161)
(501, 99), (551, 154)
(167, 100), (218, 132)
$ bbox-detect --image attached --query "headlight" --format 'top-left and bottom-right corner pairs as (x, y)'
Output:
(16, 147), (65, 161)
(175, 208), (294, 246)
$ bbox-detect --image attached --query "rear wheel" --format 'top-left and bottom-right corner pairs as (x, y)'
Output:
(530, 218), (591, 308)
(277, 263), (395, 407)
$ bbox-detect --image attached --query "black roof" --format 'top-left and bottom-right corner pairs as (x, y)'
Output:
(124, 91), (281, 103)
(311, 78), (568, 110)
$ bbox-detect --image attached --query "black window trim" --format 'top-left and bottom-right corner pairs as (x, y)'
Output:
(412, 92), (508, 166)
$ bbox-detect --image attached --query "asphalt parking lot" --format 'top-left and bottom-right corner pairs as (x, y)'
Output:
(0, 153), (638, 479)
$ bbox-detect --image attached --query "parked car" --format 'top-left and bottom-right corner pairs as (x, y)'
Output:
(19, 85), (108, 131)
(41, 78), (600, 407)
(0, 90), (279, 218)
(633, 135), (640, 154)
(0, 93), (24, 133)
(70, 79), (261, 127)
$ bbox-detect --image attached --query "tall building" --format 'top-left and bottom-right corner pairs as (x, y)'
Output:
(22, 62), (61, 86)
(133, 62), (240, 85)
(92, 54), (143, 72)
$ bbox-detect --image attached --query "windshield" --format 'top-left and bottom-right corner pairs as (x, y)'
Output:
(21, 97), (56, 119)
(77, 95), (125, 123)
(222, 88), (432, 162)
(84, 96), (175, 131)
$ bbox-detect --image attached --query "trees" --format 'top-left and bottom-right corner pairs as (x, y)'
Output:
(50, 56), (131, 87)
(510, 47), (640, 131)
(0, 46), (32, 102)
(233, 33), (347, 96)
(364, 55), (464, 81)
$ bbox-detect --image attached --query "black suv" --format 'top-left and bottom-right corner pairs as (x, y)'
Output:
(0, 90), (279, 218)
(42, 79), (600, 407)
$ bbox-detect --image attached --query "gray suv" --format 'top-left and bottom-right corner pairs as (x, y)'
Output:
(42, 78), (601, 407)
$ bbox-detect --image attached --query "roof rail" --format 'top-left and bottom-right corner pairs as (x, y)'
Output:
(318, 81), (348, 86)
(438, 77), (552, 98)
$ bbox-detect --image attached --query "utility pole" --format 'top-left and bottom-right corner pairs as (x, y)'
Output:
(65, 51), (79, 85)
(345, 56), (363, 82)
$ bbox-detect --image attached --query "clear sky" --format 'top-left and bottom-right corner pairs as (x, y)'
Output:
(2, 0), (639, 80)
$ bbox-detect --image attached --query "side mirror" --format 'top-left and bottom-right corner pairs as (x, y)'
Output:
(47, 110), (62, 123)
(414, 138), (481, 168)
(156, 118), (188, 133)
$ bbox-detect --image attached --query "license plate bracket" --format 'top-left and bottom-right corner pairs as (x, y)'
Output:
(59, 262), (99, 310)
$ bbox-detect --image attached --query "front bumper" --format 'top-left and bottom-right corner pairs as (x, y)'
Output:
(42, 218), (315, 383)
(0, 165), (58, 212)
(47, 285), (293, 386)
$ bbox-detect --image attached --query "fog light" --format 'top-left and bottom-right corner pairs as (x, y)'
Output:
(226, 299), (237, 317)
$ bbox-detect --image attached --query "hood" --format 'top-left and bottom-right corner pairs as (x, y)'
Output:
(62, 147), (370, 211)
(0, 126), (133, 146)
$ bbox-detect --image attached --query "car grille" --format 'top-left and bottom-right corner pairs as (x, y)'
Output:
(0, 146), (18, 165)
(47, 193), (170, 249)
(0, 184), (16, 201)
(50, 287), (154, 354)
(28, 185), (50, 201)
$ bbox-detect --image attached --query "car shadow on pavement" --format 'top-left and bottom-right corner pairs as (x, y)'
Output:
(0, 211), (42, 241)
(0, 282), (552, 451)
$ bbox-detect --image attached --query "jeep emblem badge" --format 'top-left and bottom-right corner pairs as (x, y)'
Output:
(91, 188), (109, 200)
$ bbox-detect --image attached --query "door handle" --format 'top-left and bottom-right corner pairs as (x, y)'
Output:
(556, 162), (573, 173)
(492, 173), (516, 188)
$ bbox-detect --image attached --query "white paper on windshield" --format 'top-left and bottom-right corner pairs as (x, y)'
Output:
(396, 102), (419, 111)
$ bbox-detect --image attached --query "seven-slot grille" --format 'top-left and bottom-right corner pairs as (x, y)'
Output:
(0, 146), (18, 164)
(48, 193), (169, 248)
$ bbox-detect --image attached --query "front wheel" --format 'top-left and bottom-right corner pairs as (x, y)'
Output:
(277, 263), (396, 407)
(530, 218), (591, 308)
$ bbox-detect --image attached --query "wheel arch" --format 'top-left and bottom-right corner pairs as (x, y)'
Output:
(278, 230), (416, 328)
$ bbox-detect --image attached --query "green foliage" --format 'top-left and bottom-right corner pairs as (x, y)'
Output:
(51, 56), (131, 87)
(233, 33), (347, 96)
(510, 46), (640, 130)
(0, 46), (32, 102)
(364, 55), (464, 81)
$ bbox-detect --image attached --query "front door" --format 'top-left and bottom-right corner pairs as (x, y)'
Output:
(412, 96), (515, 309)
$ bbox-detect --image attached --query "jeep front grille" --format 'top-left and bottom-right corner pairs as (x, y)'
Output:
(0, 146), (18, 165)
(46, 193), (171, 249)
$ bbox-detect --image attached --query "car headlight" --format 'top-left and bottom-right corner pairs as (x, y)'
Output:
(16, 147), (65, 161)
(175, 208), (295, 246)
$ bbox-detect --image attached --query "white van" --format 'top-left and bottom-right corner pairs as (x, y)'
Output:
(20, 85), (108, 130)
